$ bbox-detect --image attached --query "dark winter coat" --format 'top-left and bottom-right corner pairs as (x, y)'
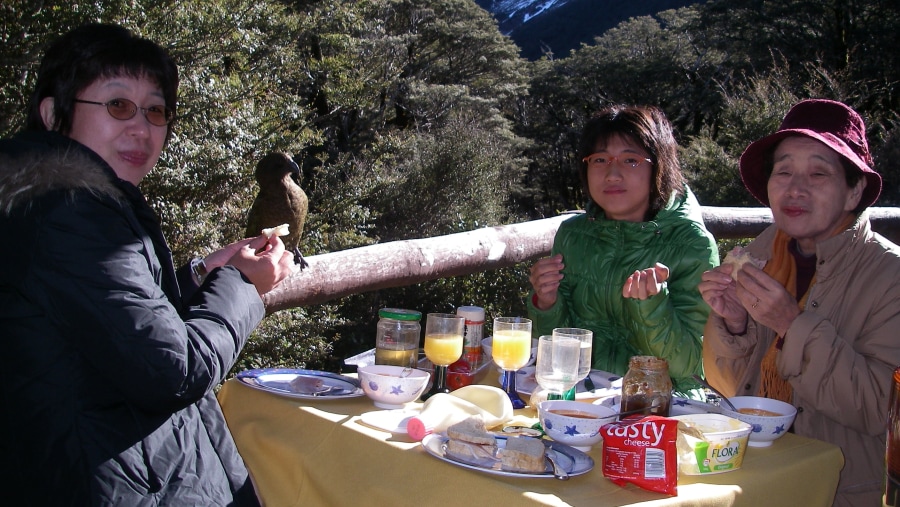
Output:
(0, 131), (262, 506)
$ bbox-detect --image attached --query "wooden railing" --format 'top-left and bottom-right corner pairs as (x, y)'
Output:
(262, 206), (900, 312)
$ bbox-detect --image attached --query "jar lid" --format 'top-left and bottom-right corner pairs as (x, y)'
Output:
(456, 306), (485, 320)
(378, 308), (422, 321)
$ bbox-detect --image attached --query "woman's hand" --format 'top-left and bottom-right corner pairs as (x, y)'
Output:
(622, 262), (669, 300)
(699, 264), (749, 334)
(202, 238), (254, 271)
(529, 254), (564, 310)
(226, 234), (296, 295)
(733, 264), (801, 336)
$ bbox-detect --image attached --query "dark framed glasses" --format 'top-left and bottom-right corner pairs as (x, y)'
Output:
(74, 98), (174, 126)
(583, 153), (652, 169)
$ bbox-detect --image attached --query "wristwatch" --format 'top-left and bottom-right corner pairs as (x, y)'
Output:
(190, 257), (209, 285)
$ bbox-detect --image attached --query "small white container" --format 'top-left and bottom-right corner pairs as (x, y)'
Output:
(672, 414), (752, 475)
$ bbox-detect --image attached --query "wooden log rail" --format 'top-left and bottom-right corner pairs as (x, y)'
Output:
(263, 206), (900, 312)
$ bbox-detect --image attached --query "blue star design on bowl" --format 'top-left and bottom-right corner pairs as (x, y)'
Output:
(673, 398), (690, 407)
(544, 420), (554, 431)
(773, 424), (786, 435)
(751, 423), (763, 433)
(390, 385), (405, 396)
(368, 381), (379, 391)
(564, 424), (580, 436)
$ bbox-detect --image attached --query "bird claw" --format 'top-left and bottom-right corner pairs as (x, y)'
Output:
(293, 248), (309, 270)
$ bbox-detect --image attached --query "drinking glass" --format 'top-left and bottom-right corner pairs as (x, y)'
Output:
(551, 328), (593, 400)
(492, 316), (533, 409)
(535, 335), (581, 399)
(420, 313), (466, 400)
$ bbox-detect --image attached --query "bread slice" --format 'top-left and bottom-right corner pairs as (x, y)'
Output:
(723, 246), (766, 280)
(445, 416), (497, 463)
(446, 416), (495, 445)
(500, 436), (546, 473)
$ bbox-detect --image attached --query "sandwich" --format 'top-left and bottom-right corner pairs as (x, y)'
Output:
(444, 416), (498, 462)
(723, 246), (766, 280)
(500, 435), (547, 473)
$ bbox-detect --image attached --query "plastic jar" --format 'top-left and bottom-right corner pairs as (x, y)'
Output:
(456, 306), (485, 361)
(375, 308), (422, 368)
(620, 355), (673, 416)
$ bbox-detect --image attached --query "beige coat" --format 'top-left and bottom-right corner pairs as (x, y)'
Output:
(704, 213), (900, 506)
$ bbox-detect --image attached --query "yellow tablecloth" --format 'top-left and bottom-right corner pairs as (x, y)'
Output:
(218, 378), (843, 507)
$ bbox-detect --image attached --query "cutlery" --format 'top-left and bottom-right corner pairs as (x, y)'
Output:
(692, 374), (738, 411)
(545, 451), (569, 480)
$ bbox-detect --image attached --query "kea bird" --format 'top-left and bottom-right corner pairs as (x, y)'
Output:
(245, 152), (309, 269)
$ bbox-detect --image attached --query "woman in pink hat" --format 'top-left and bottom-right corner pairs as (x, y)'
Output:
(699, 99), (900, 506)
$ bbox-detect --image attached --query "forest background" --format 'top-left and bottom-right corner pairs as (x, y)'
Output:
(2, 0), (898, 375)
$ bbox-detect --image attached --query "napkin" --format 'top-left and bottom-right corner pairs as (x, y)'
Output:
(407, 385), (513, 441)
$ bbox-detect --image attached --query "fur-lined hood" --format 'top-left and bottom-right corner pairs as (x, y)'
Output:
(0, 131), (123, 215)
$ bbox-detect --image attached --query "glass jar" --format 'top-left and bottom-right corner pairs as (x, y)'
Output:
(375, 308), (422, 368)
(620, 356), (672, 417)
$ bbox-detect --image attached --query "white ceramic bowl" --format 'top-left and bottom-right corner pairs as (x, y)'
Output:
(481, 336), (538, 367)
(720, 396), (797, 447)
(358, 365), (430, 409)
(537, 400), (617, 451)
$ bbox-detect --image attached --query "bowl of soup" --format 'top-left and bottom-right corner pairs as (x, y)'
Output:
(721, 396), (797, 447)
(537, 400), (617, 451)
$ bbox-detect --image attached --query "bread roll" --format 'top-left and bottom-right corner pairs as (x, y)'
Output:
(723, 246), (766, 280)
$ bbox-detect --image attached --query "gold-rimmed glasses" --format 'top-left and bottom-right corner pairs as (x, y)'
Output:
(582, 153), (651, 169)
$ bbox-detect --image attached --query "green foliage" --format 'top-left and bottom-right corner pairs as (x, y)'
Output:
(2, 0), (898, 375)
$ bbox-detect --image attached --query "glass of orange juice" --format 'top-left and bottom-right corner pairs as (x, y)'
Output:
(420, 313), (466, 400)
(492, 316), (532, 409)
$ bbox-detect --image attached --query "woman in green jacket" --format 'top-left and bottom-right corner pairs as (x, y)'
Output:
(528, 105), (718, 392)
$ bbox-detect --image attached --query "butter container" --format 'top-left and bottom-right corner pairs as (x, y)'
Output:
(671, 414), (751, 475)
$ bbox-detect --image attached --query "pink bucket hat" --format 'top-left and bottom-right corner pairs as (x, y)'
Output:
(739, 99), (882, 208)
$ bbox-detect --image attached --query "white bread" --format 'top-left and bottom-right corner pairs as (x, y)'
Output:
(446, 416), (495, 445)
(261, 223), (290, 238)
(723, 246), (766, 280)
(444, 416), (498, 463)
(500, 436), (546, 473)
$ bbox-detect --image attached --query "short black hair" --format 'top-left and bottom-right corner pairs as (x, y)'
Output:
(578, 105), (684, 220)
(25, 23), (178, 142)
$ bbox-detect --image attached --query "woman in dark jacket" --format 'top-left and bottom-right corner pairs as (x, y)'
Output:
(0, 24), (294, 505)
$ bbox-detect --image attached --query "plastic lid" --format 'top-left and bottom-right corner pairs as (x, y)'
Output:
(406, 416), (432, 441)
(456, 306), (485, 320)
(378, 308), (422, 321)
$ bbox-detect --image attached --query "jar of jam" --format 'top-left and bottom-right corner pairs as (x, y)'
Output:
(620, 356), (672, 417)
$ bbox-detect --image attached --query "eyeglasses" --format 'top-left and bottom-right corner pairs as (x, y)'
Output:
(582, 153), (652, 169)
(74, 98), (174, 126)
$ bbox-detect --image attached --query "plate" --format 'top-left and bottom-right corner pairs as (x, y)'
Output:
(515, 367), (623, 400)
(236, 368), (364, 399)
(421, 434), (594, 478)
(670, 396), (725, 416)
(359, 408), (420, 434)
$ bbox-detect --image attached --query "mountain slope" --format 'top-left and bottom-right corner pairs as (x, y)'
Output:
(476, 0), (705, 60)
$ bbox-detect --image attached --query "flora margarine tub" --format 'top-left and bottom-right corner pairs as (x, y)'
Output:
(672, 414), (752, 475)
